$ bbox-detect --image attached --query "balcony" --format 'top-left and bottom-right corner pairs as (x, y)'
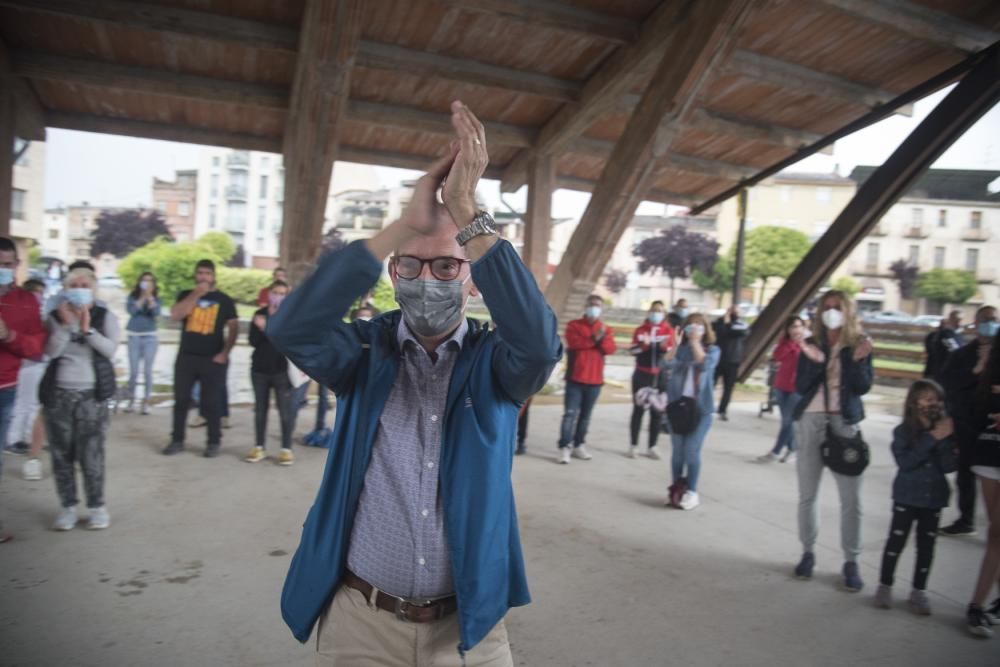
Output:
(225, 184), (247, 201)
(904, 225), (929, 239)
(976, 267), (997, 283)
(225, 218), (246, 234)
(868, 222), (888, 237)
(962, 228), (991, 242)
(226, 151), (250, 169)
(849, 260), (882, 276)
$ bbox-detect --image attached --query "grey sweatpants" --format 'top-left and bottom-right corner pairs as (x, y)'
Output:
(795, 412), (864, 562)
(45, 388), (110, 509)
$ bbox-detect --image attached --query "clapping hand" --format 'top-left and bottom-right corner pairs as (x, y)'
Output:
(253, 314), (267, 331)
(930, 416), (954, 440)
(442, 100), (488, 229)
(852, 335), (874, 361)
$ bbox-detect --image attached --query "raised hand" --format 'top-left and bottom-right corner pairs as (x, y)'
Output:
(399, 146), (459, 236)
(930, 416), (953, 440)
(852, 335), (874, 361)
(442, 100), (488, 228)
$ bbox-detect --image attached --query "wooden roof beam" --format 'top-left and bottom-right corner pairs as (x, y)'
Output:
(12, 51), (288, 109)
(0, 0), (298, 51)
(45, 111), (281, 152)
(338, 145), (504, 181)
(815, 0), (1000, 54)
(346, 100), (536, 148)
(0, 39), (45, 141)
(659, 154), (759, 181)
(555, 176), (697, 207)
(544, 0), (755, 320)
(725, 50), (914, 114)
(280, 0), (362, 280)
(435, 0), (639, 44)
(499, 0), (695, 193)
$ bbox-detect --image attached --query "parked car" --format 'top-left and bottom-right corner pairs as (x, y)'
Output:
(911, 315), (943, 328)
(862, 310), (914, 324)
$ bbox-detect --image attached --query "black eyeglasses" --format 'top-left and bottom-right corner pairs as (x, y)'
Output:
(392, 255), (469, 281)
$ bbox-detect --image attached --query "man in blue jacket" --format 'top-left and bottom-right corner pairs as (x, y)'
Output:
(267, 100), (561, 665)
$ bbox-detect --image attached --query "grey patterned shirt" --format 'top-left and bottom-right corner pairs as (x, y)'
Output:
(345, 318), (468, 599)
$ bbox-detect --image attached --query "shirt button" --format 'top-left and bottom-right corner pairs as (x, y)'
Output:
(418, 558), (426, 566)
(421, 509), (429, 517)
(430, 415), (438, 422)
(427, 462), (434, 469)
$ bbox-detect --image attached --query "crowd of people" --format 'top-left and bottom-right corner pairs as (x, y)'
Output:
(0, 99), (998, 662)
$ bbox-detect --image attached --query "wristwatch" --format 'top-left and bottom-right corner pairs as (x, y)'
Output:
(455, 210), (498, 246)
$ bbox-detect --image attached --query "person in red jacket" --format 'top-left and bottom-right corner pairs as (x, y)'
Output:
(628, 300), (675, 459)
(0, 236), (48, 542)
(256, 267), (287, 307)
(758, 316), (806, 463)
(558, 294), (616, 464)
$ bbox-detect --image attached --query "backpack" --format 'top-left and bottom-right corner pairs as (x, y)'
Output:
(39, 306), (116, 408)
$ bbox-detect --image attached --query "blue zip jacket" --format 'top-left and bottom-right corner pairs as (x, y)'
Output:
(890, 424), (958, 509)
(659, 343), (721, 416)
(125, 294), (162, 334)
(266, 239), (562, 651)
(793, 337), (873, 424)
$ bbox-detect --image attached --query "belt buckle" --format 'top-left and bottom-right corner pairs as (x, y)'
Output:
(394, 597), (434, 622)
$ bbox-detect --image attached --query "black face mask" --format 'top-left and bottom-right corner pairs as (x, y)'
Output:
(923, 403), (945, 425)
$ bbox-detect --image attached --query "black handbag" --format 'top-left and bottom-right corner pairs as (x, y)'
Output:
(819, 370), (869, 476)
(39, 306), (116, 408)
(666, 396), (699, 435)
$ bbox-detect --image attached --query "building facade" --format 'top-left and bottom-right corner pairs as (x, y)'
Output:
(11, 139), (46, 270)
(153, 169), (197, 242)
(41, 208), (69, 261)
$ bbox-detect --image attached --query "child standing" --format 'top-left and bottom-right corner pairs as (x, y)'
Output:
(874, 379), (957, 614)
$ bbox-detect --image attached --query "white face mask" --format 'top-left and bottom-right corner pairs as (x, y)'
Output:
(822, 308), (845, 330)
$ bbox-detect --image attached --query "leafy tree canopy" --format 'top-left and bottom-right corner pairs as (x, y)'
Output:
(889, 260), (920, 300)
(737, 226), (811, 283)
(915, 269), (977, 305)
(194, 231), (236, 263)
(830, 275), (860, 298)
(90, 209), (172, 258)
(604, 269), (628, 294)
(633, 226), (718, 280)
(692, 256), (750, 302)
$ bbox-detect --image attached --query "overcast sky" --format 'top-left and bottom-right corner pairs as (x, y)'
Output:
(43, 85), (999, 218)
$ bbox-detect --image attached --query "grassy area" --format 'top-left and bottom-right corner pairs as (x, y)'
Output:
(874, 358), (923, 372)
(875, 341), (923, 352)
(237, 303), (261, 319)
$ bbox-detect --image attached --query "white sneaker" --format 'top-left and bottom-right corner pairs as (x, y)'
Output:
(757, 452), (779, 463)
(571, 445), (593, 460)
(558, 448), (571, 464)
(781, 452), (797, 464)
(87, 506), (110, 530)
(646, 448), (661, 460)
(627, 446), (638, 459)
(22, 457), (42, 481)
(140, 400), (151, 415)
(53, 506), (78, 531)
(678, 491), (700, 510)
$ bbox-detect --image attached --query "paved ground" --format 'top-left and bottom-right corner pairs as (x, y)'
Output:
(0, 396), (995, 666)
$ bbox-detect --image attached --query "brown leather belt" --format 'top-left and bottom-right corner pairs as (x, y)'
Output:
(342, 571), (457, 623)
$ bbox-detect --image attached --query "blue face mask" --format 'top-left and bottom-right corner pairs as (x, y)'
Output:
(66, 288), (94, 307)
(585, 306), (602, 320)
(979, 321), (1000, 338)
(649, 312), (665, 325)
(676, 308), (689, 319)
(0, 268), (14, 286)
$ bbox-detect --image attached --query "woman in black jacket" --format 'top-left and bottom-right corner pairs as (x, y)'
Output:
(791, 290), (874, 592)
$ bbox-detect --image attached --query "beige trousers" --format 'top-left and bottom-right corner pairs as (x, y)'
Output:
(316, 585), (514, 667)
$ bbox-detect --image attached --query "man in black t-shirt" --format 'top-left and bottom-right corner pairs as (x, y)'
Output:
(162, 259), (238, 457)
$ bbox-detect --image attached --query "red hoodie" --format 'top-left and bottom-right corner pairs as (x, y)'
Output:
(771, 336), (801, 393)
(565, 317), (616, 385)
(0, 286), (47, 390)
(630, 320), (676, 375)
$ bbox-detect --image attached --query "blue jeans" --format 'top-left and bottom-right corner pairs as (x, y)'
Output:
(127, 335), (159, 400)
(0, 386), (18, 480)
(771, 389), (801, 455)
(670, 412), (713, 491)
(559, 381), (601, 448)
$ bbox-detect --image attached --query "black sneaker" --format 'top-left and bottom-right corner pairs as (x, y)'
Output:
(842, 561), (864, 592)
(794, 552), (815, 580)
(718, 413), (729, 422)
(4, 441), (29, 455)
(967, 604), (995, 638)
(515, 443), (526, 456)
(204, 443), (221, 458)
(939, 522), (976, 537)
(162, 441), (184, 456)
(985, 597), (1000, 624)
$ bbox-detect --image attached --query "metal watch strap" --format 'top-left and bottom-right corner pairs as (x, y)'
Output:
(455, 210), (497, 246)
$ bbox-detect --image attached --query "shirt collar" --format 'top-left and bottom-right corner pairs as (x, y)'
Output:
(396, 317), (468, 355)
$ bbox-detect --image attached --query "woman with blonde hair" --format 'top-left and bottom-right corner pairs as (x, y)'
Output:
(790, 290), (874, 591)
(43, 267), (120, 531)
(658, 312), (720, 510)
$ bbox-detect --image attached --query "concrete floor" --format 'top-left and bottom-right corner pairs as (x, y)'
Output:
(0, 397), (995, 666)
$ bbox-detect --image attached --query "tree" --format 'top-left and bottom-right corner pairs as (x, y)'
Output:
(692, 256), (749, 306)
(915, 269), (977, 307)
(90, 209), (172, 258)
(118, 237), (223, 304)
(321, 227), (347, 255)
(740, 226), (811, 306)
(830, 276), (860, 298)
(604, 269), (627, 294)
(889, 260), (919, 300)
(194, 231), (236, 263)
(633, 226), (718, 303)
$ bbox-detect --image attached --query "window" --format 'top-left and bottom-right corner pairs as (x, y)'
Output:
(48, 229), (59, 239)
(261, 156), (270, 170)
(911, 208), (923, 227)
(971, 211), (983, 229)
(156, 200), (167, 212)
(966, 248), (979, 272)
(211, 174), (219, 197)
(260, 174), (268, 198)
(933, 246), (945, 269)
(14, 139), (29, 166)
(866, 242), (879, 268)
(257, 206), (266, 231)
(780, 186), (791, 203)
(816, 187), (831, 204)
(209, 205), (217, 229)
(178, 201), (190, 216)
(11, 189), (26, 220)
(908, 245), (920, 266)
(212, 156), (220, 167)
(938, 209), (947, 227)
